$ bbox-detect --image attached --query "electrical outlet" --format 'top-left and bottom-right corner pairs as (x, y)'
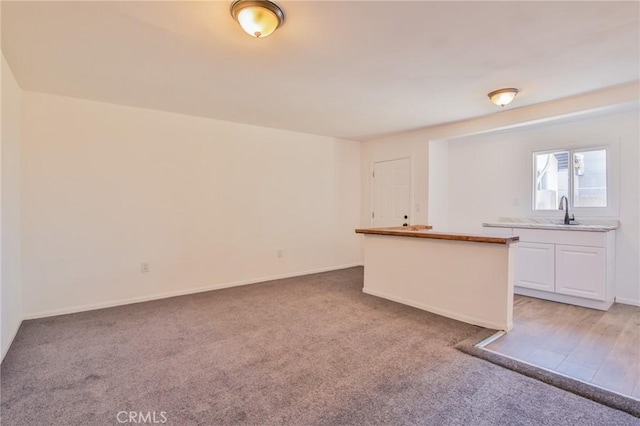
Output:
(277, 249), (283, 258)
(141, 262), (150, 273)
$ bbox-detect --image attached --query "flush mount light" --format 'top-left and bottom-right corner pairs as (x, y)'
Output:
(488, 88), (519, 107)
(230, 0), (285, 38)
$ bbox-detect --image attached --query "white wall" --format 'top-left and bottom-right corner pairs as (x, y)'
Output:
(1, 53), (23, 359)
(21, 92), (362, 318)
(362, 83), (640, 306)
(444, 109), (639, 305)
(427, 139), (449, 231)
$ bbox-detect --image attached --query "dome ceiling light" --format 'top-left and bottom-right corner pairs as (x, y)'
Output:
(230, 0), (285, 38)
(488, 88), (519, 107)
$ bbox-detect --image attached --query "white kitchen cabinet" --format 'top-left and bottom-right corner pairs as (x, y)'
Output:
(482, 224), (615, 310)
(555, 245), (606, 301)
(515, 242), (555, 292)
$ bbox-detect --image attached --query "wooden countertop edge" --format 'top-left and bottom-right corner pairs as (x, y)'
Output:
(355, 228), (519, 245)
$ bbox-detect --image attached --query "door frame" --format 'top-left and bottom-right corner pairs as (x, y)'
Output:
(370, 156), (413, 227)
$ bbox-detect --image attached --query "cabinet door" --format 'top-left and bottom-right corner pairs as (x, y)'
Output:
(555, 245), (606, 300)
(515, 242), (555, 292)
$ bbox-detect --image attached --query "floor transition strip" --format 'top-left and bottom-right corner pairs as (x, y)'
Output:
(454, 329), (640, 418)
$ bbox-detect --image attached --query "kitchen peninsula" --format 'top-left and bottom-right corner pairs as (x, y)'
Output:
(355, 226), (519, 331)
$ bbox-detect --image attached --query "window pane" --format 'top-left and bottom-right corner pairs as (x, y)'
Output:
(534, 151), (569, 210)
(573, 149), (607, 207)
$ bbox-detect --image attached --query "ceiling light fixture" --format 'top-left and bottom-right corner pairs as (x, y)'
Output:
(230, 0), (285, 38)
(488, 88), (519, 107)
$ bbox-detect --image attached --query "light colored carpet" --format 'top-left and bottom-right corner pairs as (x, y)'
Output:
(1, 267), (638, 425)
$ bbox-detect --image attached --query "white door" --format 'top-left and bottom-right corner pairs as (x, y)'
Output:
(515, 242), (555, 292)
(556, 244), (606, 300)
(372, 158), (411, 227)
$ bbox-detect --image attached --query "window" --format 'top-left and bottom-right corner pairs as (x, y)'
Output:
(533, 147), (607, 210)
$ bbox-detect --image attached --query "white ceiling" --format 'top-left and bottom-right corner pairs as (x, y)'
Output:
(2, 1), (639, 141)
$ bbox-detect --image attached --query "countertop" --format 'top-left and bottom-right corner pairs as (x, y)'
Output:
(355, 225), (519, 245)
(482, 218), (619, 232)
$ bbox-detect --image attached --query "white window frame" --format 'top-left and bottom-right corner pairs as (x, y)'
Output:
(531, 142), (618, 218)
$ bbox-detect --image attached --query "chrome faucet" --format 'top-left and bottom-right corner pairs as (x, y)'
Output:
(559, 196), (575, 225)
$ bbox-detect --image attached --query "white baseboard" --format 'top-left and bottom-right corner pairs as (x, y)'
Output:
(1, 319), (23, 363)
(362, 288), (511, 331)
(515, 287), (613, 311)
(24, 262), (364, 320)
(615, 296), (640, 306)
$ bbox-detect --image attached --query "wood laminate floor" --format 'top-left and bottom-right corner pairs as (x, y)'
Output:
(486, 295), (640, 399)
